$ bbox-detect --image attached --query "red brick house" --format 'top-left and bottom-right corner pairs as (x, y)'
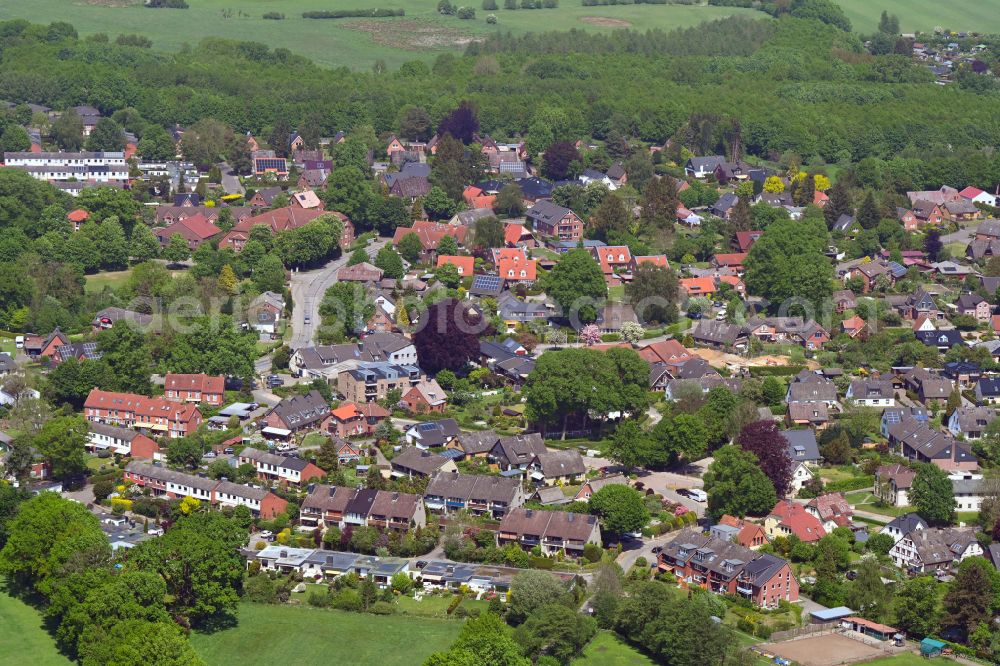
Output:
(153, 214), (221, 250)
(164, 373), (225, 406)
(219, 207), (326, 252)
(402, 379), (447, 413)
(328, 401), (390, 438)
(391, 221), (467, 263)
(717, 515), (768, 549)
(526, 200), (583, 242)
(37, 328), (70, 360)
(237, 447), (326, 487)
(84, 388), (202, 438)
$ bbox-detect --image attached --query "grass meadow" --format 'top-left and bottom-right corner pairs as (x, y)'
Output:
(0, 587), (72, 666)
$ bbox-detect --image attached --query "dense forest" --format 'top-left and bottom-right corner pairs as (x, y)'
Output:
(0, 14), (998, 187)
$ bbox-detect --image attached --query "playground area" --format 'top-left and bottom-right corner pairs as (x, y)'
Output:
(757, 633), (886, 666)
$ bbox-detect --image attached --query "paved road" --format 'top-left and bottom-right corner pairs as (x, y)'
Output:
(287, 238), (388, 350)
(218, 162), (245, 196)
(940, 220), (980, 245)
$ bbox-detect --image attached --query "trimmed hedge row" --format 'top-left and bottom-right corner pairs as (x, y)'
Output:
(302, 9), (405, 18)
(824, 475), (874, 493)
(748, 365), (807, 377)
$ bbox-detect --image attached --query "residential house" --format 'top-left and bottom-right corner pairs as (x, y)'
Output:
(942, 361), (980, 389)
(948, 406), (997, 440)
(526, 201), (584, 242)
(805, 493), (853, 532)
(402, 379), (448, 414)
(492, 248), (537, 284)
(405, 419), (461, 449)
(690, 320), (748, 351)
(846, 380), (895, 408)
(901, 367), (953, 407)
(785, 402), (830, 430)
(328, 401), (389, 439)
(911, 200), (944, 225)
(153, 214), (221, 250)
(957, 293), (991, 322)
(684, 156), (726, 178)
(716, 515), (768, 549)
(497, 508), (601, 556)
(574, 474), (628, 502)
(875, 464), (916, 506)
(163, 373), (224, 406)
(906, 186), (960, 206)
(915, 328), (964, 352)
(840, 315), (868, 339)
(237, 447), (326, 487)
(261, 390), (331, 434)
(887, 418), (978, 472)
(942, 199), (980, 222)
(764, 500), (825, 543)
(218, 207), (326, 252)
(959, 186), (997, 207)
(87, 422), (160, 459)
(976, 377), (1000, 404)
(489, 434), (547, 473)
(529, 450), (587, 486)
(391, 221), (466, 263)
(446, 430), (500, 460)
(51, 341), (101, 366)
(389, 447), (458, 479)
(889, 527), (981, 574)
(504, 222), (535, 248)
(437, 255), (474, 278)
(423, 471), (525, 519)
(84, 388), (202, 438)
(883, 513), (927, 545)
(338, 262), (384, 284)
(658, 530), (798, 608)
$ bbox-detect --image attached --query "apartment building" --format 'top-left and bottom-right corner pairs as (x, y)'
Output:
(337, 362), (423, 404)
(3, 151), (128, 183)
(657, 529), (798, 609)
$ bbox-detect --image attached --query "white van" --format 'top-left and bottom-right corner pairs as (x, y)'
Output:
(14, 336), (24, 349)
(687, 489), (708, 502)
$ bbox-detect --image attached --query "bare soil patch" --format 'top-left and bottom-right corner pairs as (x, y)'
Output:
(341, 19), (479, 51)
(693, 349), (819, 370)
(761, 634), (884, 666)
(580, 16), (632, 27)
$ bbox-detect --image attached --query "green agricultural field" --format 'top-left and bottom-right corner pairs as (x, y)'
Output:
(190, 602), (461, 665)
(0, 587), (72, 666)
(0, 0), (759, 69)
(834, 0), (1000, 34)
(859, 655), (954, 666)
(84, 268), (133, 294)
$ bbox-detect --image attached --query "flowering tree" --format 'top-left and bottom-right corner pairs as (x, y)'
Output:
(619, 321), (645, 344)
(580, 324), (601, 346)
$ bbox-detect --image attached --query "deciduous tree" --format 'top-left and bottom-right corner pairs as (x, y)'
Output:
(413, 298), (486, 373)
(736, 420), (793, 496)
(588, 484), (649, 536)
(703, 445), (778, 518)
(911, 463), (956, 526)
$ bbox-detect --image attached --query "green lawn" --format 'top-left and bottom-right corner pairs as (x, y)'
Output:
(833, 0), (1000, 33)
(190, 603), (461, 666)
(0, 1), (759, 70)
(574, 631), (655, 666)
(84, 269), (133, 294)
(0, 587), (72, 666)
(860, 655), (954, 666)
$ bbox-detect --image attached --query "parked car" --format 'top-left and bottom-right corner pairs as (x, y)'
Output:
(651, 545), (663, 554)
(304, 315), (311, 324)
(258, 530), (274, 542)
(223, 447), (235, 455)
(203, 451), (216, 459)
(687, 489), (707, 502)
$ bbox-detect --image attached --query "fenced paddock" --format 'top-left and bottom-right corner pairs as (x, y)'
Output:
(756, 632), (886, 666)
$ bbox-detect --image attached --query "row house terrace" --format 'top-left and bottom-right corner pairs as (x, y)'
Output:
(424, 470), (526, 519)
(84, 388), (202, 438)
(124, 461), (287, 518)
(237, 447), (326, 487)
(497, 507), (601, 556)
(300, 484), (426, 531)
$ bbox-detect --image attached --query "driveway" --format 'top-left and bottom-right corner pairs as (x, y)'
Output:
(218, 162), (245, 196)
(287, 238), (388, 350)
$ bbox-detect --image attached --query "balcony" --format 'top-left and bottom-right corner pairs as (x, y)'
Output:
(736, 585), (754, 595)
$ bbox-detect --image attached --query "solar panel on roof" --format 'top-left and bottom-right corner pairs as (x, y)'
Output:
(418, 423), (438, 431)
(473, 275), (502, 291)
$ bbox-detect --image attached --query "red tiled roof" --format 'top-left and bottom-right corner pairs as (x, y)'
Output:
(960, 186), (985, 199)
(770, 500), (825, 542)
(504, 223), (529, 246)
(814, 190), (829, 206)
(638, 339), (692, 365)
(680, 277), (715, 294)
(633, 255), (669, 268)
(392, 221), (466, 250)
(493, 248), (536, 281)
(165, 373), (224, 394)
(220, 207), (325, 248)
(437, 255), (475, 276)
(734, 231), (762, 253)
(67, 209), (89, 223)
(84, 388), (201, 422)
(714, 253), (748, 266)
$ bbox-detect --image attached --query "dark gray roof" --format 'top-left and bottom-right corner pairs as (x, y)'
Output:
(781, 429), (821, 463)
(268, 390), (329, 429)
